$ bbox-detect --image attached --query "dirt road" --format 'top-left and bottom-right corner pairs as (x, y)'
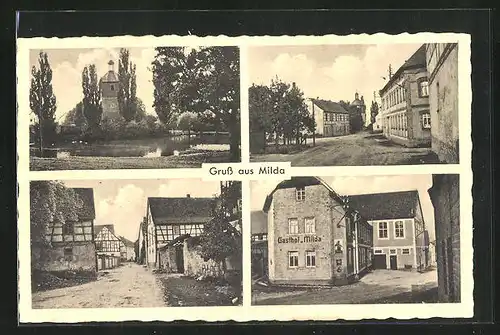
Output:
(32, 263), (166, 309)
(251, 132), (440, 166)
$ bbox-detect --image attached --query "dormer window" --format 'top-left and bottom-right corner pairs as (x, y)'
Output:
(295, 187), (305, 201)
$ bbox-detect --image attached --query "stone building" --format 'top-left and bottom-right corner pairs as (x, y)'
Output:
(99, 59), (120, 120)
(425, 43), (459, 163)
(308, 99), (350, 137)
(350, 92), (367, 127)
(379, 45), (431, 147)
(94, 224), (122, 270)
(428, 174), (460, 302)
(262, 177), (373, 286)
(41, 188), (97, 276)
(347, 190), (430, 271)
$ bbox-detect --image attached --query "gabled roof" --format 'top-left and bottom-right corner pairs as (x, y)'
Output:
(263, 177), (344, 213)
(119, 236), (135, 248)
(148, 197), (217, 225)
(101, 70), (119, 83)
(94, 224), (116, 237)
(311, 99), (350, 114)
(379, 45), (426, 94)
(346, 190), (419, 221)
(73, 188), (96, 221)
(251, 210), (267, 235)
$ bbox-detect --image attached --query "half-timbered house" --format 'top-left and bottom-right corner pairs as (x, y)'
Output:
(94, 224), (122, 270)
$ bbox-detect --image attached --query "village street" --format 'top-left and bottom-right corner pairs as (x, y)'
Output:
(32, 263), (166, 309)
(252, 269), (438, 305)
(251, 131), (440, 166)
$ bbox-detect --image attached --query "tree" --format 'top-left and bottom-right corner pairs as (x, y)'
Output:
(62, 101), (88, 129)
(133, 97), (147, 122)
(82, 64), (102, 134)
(370, 100), (379, 124)
(177, 111), (201, 145)
(29, 51), (57, 154)
(118, 48), (138, 122)
(30, 181), (82, 271)
(249, 84), (273, 134)
(152, 46), (241, 161)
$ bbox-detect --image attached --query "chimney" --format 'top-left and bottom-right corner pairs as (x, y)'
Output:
(108, 60), (114, 72)
(186, 194), (191, 198)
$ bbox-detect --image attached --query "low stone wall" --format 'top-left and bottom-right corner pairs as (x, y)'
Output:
(183, 240), (224, 279)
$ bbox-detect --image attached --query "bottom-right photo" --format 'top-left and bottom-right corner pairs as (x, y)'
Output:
(250, 174), (460, 305)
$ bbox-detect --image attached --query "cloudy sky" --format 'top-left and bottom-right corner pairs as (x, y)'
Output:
(250, 175), (436, 241)
(62, 179), (222, 241)
(29, 47), (157, 122)
(247, 43), (422, 117)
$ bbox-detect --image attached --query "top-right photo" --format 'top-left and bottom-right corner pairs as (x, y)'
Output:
(249, 43), (460, 166)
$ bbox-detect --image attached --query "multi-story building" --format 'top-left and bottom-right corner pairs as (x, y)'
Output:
(428, 174), (460, 302)
(94, 224), (122, 270)
(99, 59), (120, 120)
(425, 43), (459, 163)
(308, 99), (350, 137)
(41, 188), (97, 276)
(262, 177), (373, 286)
(348, 190), (429, 271)
(379, 45), (431, 147)
(119, 236), (136, 261)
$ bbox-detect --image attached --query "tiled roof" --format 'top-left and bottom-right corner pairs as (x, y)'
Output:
(119, 236), (135, 247)
(346, 190), (419, 221)
(251, 210), (267, 235)
(148, 197), (217, 225)
(101, 70), (119, 82)
(380, 44), (426, 94)
(311, 99), (350, 114)
(73, 188), (95, 221)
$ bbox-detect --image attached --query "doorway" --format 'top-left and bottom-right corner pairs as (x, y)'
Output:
(389, 255), (398, 270)
(175, 246), (184, 273)
(373, 254), (387, 269)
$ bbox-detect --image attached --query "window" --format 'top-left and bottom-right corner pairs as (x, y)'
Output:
(395, 221), (405, 238)
(390, 249), (397, 255)
(62, 222), (74, 235)
(419, 80), (429, 97)
(296, 187), (305, 201)
(402, 248), (410, 255)
(306, 251), (316, 267)
(378, 222), (388, 239)
(304, 217), (316, 234)
(374, 249), (383, 254)
(110, 84), (115, 91)
(63, 247), (73, 261)
(288, 218), (299, 234)
(173, 225), (181, 235)
(422, 113), (431, 129)
(288, 251), (299, 268)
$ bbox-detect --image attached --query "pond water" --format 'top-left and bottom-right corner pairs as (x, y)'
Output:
(34, 134), (230, 158)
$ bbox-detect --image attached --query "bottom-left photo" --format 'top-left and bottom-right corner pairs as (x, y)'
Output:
(29, 178), (242, 309)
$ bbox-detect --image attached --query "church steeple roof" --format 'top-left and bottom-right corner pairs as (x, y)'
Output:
(101, 59), (119, 83)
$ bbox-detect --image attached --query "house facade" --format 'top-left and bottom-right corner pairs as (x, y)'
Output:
(42, 188), (97, 275)
(379, 45), (431, 147)
(308, 99), (350, 137)
(348, 190), (429, 271)
(262, 177), (373, 286)
(94, 225), (122, 270)
(119, 236), (136, 261)
(428, 174), (460, 302)
(425, 43), (459, 164)
(251, 210), (268, 278)
(145, 195), (216, 271)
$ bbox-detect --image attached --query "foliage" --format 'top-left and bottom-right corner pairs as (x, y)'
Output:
(133, 98), (147, 122)
(29, 51), (58, 147)
(82, 64), (102, 134)
(339, 100), (363, 133)
(30, 181), (82, 270)
(62, 101), (88, 130)
(152, 46), (240, 160)
(177, 111), (202, 132)
(199, 182), (242, 265)
(118, 48), (138, 122)
(370, 100), (379, 124)
(249, 78), (315, 145)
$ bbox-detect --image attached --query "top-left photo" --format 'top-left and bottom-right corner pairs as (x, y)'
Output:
(26, 46), (241, 171)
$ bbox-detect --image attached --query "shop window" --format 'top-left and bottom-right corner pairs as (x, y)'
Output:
(295, 187), (305, 201)
(395, 221), (405, 238)
(305, 251), (316, 267)
(422, 113), (431, 129)
(419, 79), (429, 97)
(378, 222), (388, 239)
(288, 251), (299, 268)
(288, 218), (299, 234)
(402, 249), (410, 255)
(304, 217), (316, 234)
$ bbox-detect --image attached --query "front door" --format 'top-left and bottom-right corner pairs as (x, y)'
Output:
(175, 246), (184, 273)
(390, 255), (398, 270)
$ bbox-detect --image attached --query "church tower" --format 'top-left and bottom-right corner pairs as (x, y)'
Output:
(99, 60), (120, 120)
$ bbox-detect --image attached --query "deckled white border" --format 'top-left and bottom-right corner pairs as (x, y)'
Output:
(17, 33), (473, 323)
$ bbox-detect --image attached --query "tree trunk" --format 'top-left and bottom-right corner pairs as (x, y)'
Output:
(228, 114), (240, 162)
